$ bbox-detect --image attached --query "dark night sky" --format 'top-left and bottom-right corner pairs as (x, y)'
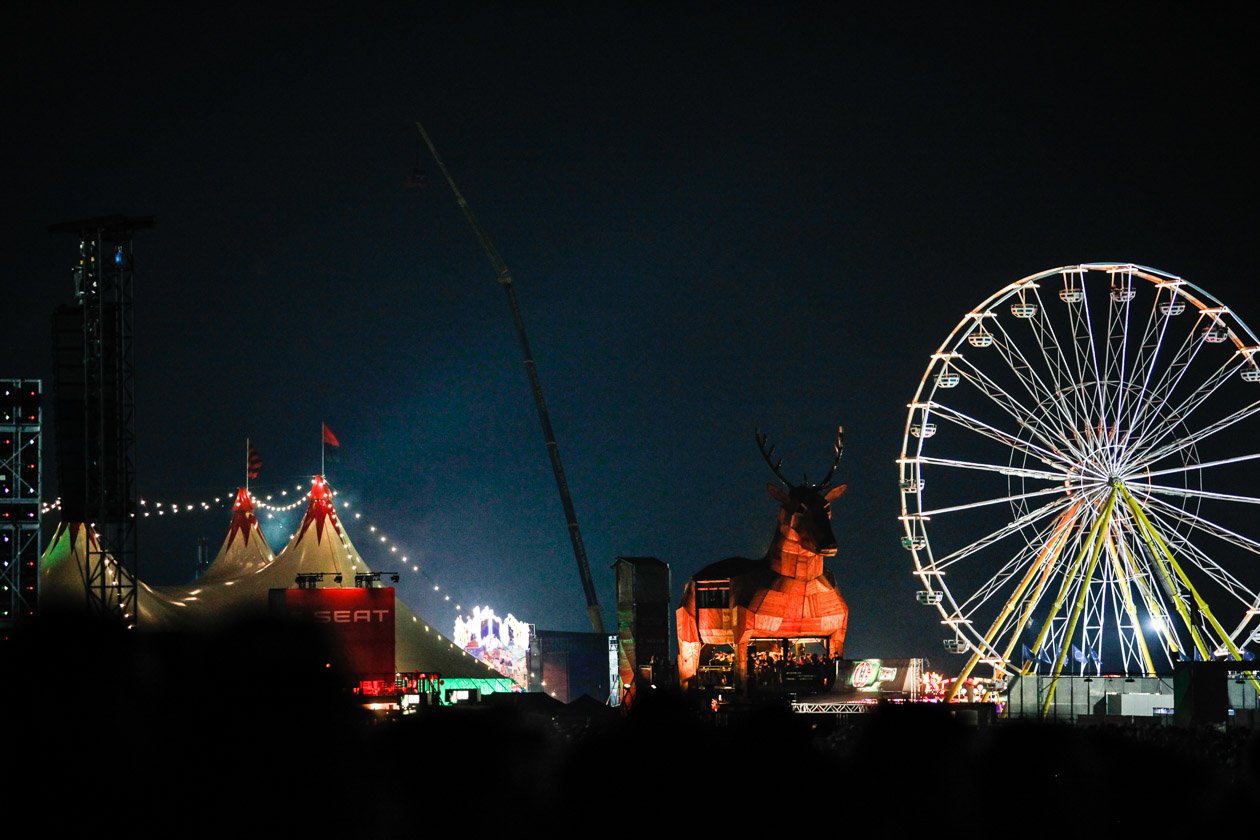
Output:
(4, 2), (1259, 659)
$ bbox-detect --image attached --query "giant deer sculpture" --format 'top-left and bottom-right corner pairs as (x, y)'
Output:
(676, 427), (850, 692)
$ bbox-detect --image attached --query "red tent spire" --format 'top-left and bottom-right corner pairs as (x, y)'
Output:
(294, 475), (343, 545)
(223, 487), (259, 551)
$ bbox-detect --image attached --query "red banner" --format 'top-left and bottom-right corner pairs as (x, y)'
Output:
(271, 587), (395, 676)
(322, 423), (340, 447)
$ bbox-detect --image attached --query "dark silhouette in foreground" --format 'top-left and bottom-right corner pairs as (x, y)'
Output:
(3, 614), (1258, 837)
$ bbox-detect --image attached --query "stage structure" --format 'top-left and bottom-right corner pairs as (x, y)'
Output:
(530, 629), (619, 704)
(613, 556), (672, 705)
(49, 215), (153, 626)
(898, 263), (1260, 712)
(1, 380), (41, 634)
(676, 427), (850, 694)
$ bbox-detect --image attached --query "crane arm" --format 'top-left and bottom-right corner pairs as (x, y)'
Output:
(415, 120), (606, 634)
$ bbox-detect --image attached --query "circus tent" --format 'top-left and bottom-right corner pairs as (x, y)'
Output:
(38, 476), (513, 689)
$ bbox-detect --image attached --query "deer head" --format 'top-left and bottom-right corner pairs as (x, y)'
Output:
(757, 426), (847, 557)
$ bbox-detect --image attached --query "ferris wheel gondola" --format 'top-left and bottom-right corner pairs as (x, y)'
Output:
(898, 263), (1260, 709)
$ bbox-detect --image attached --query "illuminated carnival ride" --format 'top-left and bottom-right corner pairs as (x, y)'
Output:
(899, 263), (1260, 709)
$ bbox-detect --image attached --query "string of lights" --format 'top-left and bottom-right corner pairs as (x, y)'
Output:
(40, 483), (482, 621)
(42, 491), (521, 681)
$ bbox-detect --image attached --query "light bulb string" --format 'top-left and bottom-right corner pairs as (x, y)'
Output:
(40, 483), (482, 621)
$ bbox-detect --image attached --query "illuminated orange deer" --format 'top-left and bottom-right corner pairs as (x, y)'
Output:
(676, 427), (850, 692)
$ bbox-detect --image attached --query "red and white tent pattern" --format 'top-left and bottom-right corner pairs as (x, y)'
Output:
(38, 476), (505, 680)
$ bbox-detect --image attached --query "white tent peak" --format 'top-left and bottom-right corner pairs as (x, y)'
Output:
(294, 475), (343, 547)
(274, 475), (363, 578)
(225, 486), (261, 550)
(199, 486), (275, 583)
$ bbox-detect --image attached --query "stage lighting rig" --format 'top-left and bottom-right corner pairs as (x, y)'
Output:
(295, 572), (340, 589)
(354, 571), (400, 588)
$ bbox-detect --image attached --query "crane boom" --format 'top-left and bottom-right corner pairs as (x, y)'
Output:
(415, 120), (606, 634)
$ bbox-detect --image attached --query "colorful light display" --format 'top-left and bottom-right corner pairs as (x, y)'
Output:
(453, 606), (530, 689)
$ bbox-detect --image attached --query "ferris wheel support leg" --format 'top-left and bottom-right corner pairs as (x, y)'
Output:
(945, 504), (1079, 702)
(1120, 486), (1260, 696)
(1027, 491), (1114, 672)
(998, 506), (1080, 667)
(1040, 488), (1119, 719)
(1010, 518), (1083, 677)
(1105, 533), (1158, 675)
(1116, 533), (1179, 658)
(1121, 486), (1213, 661)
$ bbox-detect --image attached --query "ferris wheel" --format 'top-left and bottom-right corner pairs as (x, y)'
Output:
(899, 263), (1260, 702)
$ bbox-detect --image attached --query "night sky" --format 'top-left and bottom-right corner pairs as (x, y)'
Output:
(5, 3), (1259, 659)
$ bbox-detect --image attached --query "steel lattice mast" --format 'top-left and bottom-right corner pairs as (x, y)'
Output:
(50, 215), (152, 626)
(415, 121), (605, 634)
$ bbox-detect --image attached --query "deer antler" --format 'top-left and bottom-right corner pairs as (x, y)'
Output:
(755, 429), (792, 486)
(816, 425), (845, 488)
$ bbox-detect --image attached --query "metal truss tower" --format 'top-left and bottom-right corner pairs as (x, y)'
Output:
(1, 380), (41, 637)
(50, 215), (152, 626)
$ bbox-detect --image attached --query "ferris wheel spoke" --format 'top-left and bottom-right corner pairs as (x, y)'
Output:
(955, 545), (1040, 618)
(1071, 273), (1110, 427)
(953, 501), (1082, 631)
(1143, 451), (1260, 480)
(1110, 276), (1158, 425)
(1125, 351), (1249, 466)
(923, 400), (1074, 470)
(928, 494), (1078, 573)
(913, 455), (1068, 483)
(1124, 313), (1205, 441)
(1129, 398), (1260, 473)
(1141, 493), (1260, 558)
(983, 308), (1084, 441)
(1126, 481), (1260, 507)
(917, 483), (1069, 518)
(1139, 498), (1260, 644)
(1118, 284), (1182, 451)
(991, 333), (1081, 441)
(1123, 314), (1229, 460)
(1020, 283), (1098, 430)
(1101, 267), (1137, 428)
(949, 358), (1079, 453)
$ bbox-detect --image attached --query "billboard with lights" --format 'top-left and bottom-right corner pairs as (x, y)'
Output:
(270, 587), (395, 676)
(834, 658), (926, 698)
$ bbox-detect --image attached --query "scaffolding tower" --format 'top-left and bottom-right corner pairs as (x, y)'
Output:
(1, 380), (41, 636)
(50, 215), (152, 626)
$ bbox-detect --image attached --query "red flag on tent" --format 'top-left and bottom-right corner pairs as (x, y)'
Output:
(322, 423), (340, 447)
(247, 445), (262, 479)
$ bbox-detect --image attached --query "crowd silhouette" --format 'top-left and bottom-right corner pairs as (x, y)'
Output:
(3, 613), (1258, 836)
